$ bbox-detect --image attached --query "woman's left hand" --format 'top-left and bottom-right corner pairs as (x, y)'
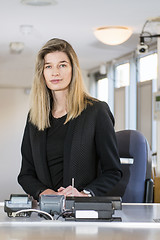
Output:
(57, 186), (89, 197)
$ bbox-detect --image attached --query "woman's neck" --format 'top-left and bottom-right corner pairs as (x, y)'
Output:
(52, 90), (68, 118)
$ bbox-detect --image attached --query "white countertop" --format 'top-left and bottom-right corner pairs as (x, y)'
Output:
(0, 202), (160, 240)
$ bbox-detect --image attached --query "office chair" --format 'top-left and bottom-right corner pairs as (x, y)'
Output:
(110, 130), (153, 203)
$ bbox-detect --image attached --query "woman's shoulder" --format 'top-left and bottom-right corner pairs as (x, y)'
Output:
(85, 99), (114, 124)
(86, 99), (110, 113)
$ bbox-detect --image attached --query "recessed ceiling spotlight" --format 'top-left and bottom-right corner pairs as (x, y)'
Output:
(9, 42), (25, 54)
(20, 25), (33, 35)
(21, 0), (57, 6)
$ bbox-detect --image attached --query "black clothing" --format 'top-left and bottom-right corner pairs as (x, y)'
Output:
(47, 114), (68, 190)
(18, 101), (122, 200)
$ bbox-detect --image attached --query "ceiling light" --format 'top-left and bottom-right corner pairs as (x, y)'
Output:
(20, 25), (33, 35)
(21, 0), (57, 6)
(10, 42), (24, 54)
(94, 26), (132, 45)
(148, 16), (160, 22)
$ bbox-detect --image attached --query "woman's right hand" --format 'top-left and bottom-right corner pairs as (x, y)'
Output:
(39, 188), (57, 196)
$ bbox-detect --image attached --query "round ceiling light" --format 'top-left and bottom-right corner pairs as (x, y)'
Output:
(21, 0), (57, 6)
(94, 26), (132, 45)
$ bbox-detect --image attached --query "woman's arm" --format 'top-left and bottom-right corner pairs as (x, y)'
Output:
(17, 119), (48, 200)
(84, 101), (122, 196)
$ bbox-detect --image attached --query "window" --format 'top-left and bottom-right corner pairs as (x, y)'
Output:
(97, 77), (108, 103)
(115, 63), (130, 88)
(138, 52), (157, 153)
(139, 53), (157, 82)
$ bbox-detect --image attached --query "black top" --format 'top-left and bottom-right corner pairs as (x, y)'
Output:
(47, 114), (68, 191)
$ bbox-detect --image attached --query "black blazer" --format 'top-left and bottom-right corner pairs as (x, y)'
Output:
(18, 101), (122, 200)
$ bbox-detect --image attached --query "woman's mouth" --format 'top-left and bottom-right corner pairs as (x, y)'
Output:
(50, 79), (62, 84)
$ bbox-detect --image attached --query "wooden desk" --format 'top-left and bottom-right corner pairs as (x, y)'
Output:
(0, 203), (160, 240)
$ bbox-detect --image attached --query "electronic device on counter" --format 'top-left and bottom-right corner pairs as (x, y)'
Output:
(39, 195), (65, 215)
(65, 196), (122, 221)
(4, 194), (122, 221)
(4, 194), (32, 217)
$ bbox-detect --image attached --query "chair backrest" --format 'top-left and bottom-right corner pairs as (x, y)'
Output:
(111, 130), (153, 203)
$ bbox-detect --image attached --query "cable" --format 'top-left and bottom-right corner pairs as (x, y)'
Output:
(141, 20), (150, 34)
(56, 210), (74, 220)
(12, 209), (54, 220)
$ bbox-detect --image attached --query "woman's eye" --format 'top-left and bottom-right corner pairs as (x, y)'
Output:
(59, 64), (66, 68)
(45, 65), (51, 69)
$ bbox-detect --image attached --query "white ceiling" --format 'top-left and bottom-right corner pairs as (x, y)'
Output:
(1, 0), (160, 87)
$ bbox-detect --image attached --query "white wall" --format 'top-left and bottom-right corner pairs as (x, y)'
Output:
(0, 88), (30, 201)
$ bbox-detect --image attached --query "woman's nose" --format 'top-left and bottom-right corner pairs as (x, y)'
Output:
(51, 68), (60, 76)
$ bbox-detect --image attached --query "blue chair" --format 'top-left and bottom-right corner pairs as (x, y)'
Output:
(111, 130), (153, 203)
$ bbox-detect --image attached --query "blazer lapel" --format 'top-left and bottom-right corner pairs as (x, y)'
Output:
(63, 119), (76, 187)
(36, 128), (53, 188)
(63, 112), (85, 188)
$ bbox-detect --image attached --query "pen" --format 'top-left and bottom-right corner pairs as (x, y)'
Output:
(72, 178), (74, 196)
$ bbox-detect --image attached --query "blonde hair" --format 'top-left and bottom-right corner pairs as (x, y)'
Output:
(29, 38), (95, 130)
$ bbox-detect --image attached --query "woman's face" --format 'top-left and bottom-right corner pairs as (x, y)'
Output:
(43, 51), (72, 93)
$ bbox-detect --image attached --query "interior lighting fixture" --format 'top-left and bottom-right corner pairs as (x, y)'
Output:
(148, 16), (160, 22)
(94, 26), (132, 45)
(21, 0), (57, 6)
(20, 25), (33, 35)
(9, 42), (24, 54)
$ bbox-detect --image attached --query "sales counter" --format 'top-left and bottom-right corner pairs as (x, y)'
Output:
(0, 202), (160, 240)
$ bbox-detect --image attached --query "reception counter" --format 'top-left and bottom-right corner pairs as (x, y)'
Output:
(0, 203), (160, 240)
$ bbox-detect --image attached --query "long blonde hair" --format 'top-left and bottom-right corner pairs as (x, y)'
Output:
(29, 38), (95, 130)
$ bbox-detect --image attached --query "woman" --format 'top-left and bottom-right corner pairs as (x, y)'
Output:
(18, 38), (122, 200)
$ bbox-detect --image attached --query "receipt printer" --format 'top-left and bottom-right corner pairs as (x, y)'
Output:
(4, 194), (32, 217)
(39, 195), (65, 215)
(65, 196), (122, 221)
